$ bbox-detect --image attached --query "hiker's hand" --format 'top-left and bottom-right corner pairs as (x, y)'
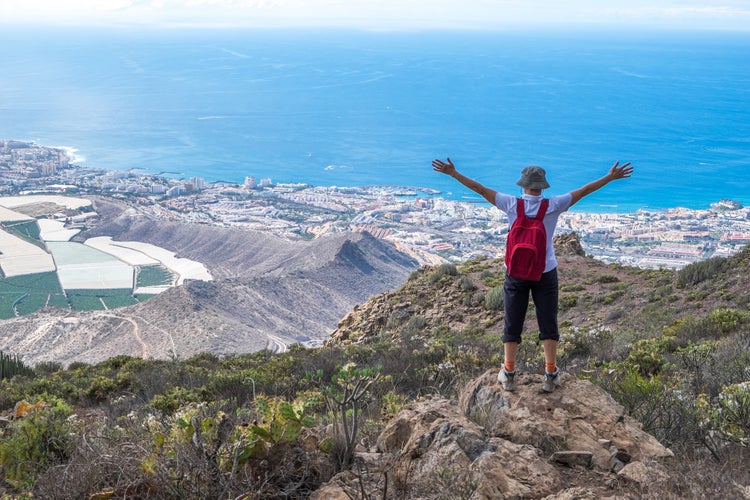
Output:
(608, 161), (633, 180)
(432, 157), (457, 177)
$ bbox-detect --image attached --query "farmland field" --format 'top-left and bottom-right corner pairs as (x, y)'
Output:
(3, 220), (44, 248)
(48, 241), (134, 290)
(0, 294), (23, 319)
(0, 272), (66, 318)
(67, 289), (138, 311)
(0, 195), (211, 317)
(0, 227), (56, 277)
(136, 264), (175, 288)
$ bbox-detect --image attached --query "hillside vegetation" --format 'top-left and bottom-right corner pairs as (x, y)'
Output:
(0, 235), (749, 498)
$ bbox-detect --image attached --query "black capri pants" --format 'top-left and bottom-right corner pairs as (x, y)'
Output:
(502, 267), (560, 344)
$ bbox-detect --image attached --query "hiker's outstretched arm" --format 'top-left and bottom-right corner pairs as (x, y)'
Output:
(569, 161), (633, 207)
(432, 157), (497, 205)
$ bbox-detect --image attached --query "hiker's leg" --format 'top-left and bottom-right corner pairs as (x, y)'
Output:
(542, 338), (558, 373)
(503, 341), (519, 372)
(503, 274), (530, 370)
(532, 268), (560, 373)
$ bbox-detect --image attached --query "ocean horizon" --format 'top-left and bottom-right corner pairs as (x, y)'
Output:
(1, 27), (749, 212)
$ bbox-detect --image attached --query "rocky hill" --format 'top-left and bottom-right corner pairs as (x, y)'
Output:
(330, 233), (750, 354)
(1, 229), (748, 498)
(0, 197), (419, 366)
(311, 235), (750, 498)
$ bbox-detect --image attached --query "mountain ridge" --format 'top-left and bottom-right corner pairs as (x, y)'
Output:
(0, 196), (420, 366)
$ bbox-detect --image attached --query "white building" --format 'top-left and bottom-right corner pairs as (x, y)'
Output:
(190, 177), (206, 190)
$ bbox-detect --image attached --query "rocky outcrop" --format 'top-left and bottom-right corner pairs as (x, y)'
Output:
(313, 369), (674, 499)
(554, 232), (586, 257)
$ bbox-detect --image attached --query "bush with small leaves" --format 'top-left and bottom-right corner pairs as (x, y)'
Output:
(698, 382), (750, 448)
(404, 315), (427, 336)
(624, 335), (676, 376)
(559, 294), (579, 310)
(458, 275), (476, 292)
(705, 308), (749, 337)
(480, 269), (504, 288)
(596, 274), (620, 284)
(429, 263), (458, 283)
(678, 257), (726, 287)
(590, 367), (700, 446)
(464, 291), (485, 307)
(715, 382), (750, 446)
(144, 397), (320, 499)
(150, 386), (205, 415)
(484, 285), (503, 310)
(0, 398), (74, 490)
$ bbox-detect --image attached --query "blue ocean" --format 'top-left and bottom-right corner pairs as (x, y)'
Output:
(1, 27), (749, 212)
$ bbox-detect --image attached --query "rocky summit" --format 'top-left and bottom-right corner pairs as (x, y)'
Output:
(313, 369), (674, 499)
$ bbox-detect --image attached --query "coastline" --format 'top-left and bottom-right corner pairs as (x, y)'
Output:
(43, 140), (746, 215)
(51, 145), (86, 165)
(2, 140), (749, 271)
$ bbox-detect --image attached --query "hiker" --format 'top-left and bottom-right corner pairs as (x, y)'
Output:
(432, 157), (633, 393)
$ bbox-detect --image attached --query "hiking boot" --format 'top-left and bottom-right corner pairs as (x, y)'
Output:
(498, 367), (516, 392)
(542, 369), (561, 393)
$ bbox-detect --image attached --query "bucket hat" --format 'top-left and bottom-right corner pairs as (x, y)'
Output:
(516, 166), (550, 189)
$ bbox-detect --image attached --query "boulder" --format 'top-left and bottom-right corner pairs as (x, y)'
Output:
(459, 370), (673, 470)
(314, 369), (675, 498)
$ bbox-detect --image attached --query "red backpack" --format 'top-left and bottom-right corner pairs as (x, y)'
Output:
(505, 198), (549, 281)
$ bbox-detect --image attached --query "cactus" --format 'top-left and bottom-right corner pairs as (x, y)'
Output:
(0, 350), (33, 380)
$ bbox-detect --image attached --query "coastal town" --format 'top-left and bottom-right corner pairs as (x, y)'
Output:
(3, 139), (749, 270)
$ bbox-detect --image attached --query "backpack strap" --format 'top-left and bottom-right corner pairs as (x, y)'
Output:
(536, 199), (549, 220)
(516, 198), (550, 220)
(516, 198), (525, 218)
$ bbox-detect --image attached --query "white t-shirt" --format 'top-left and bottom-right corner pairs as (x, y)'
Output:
(494, 192), (573, 273)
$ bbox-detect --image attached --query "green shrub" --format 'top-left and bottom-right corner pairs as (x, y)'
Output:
(596, 274), (620, 284)
(480, 269), (505, 288)
(142, 397), (320, 499)
(712, 382), (750, 445)
(602, 289), (625, 305)
(458, 275), (476, 292)
(309, 363), (381, 471)
(624, 335), (675, 376)
(84, 376), (120, 403)
(649, 285), (674, 302)
(591, 367), (703, 447)
(705, 308), (749, 337)
(678, 257), (726, 287)
(559, 294), (579, 310)
(484, 286), (503, 310)
(33, 361), (63, 375)
(429, 263), (458, 283)
(404, 315), (427, 336)
(676, 341), (718, 395)
(150, 386), (205, 415)
(560, 283), (584, 292)
(464, 291), (485, 307)
(559, 326), (613, 359)
(0, 398), (74, 489)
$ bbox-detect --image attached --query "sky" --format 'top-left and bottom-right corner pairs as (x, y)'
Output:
(1, 0), (749, 31)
